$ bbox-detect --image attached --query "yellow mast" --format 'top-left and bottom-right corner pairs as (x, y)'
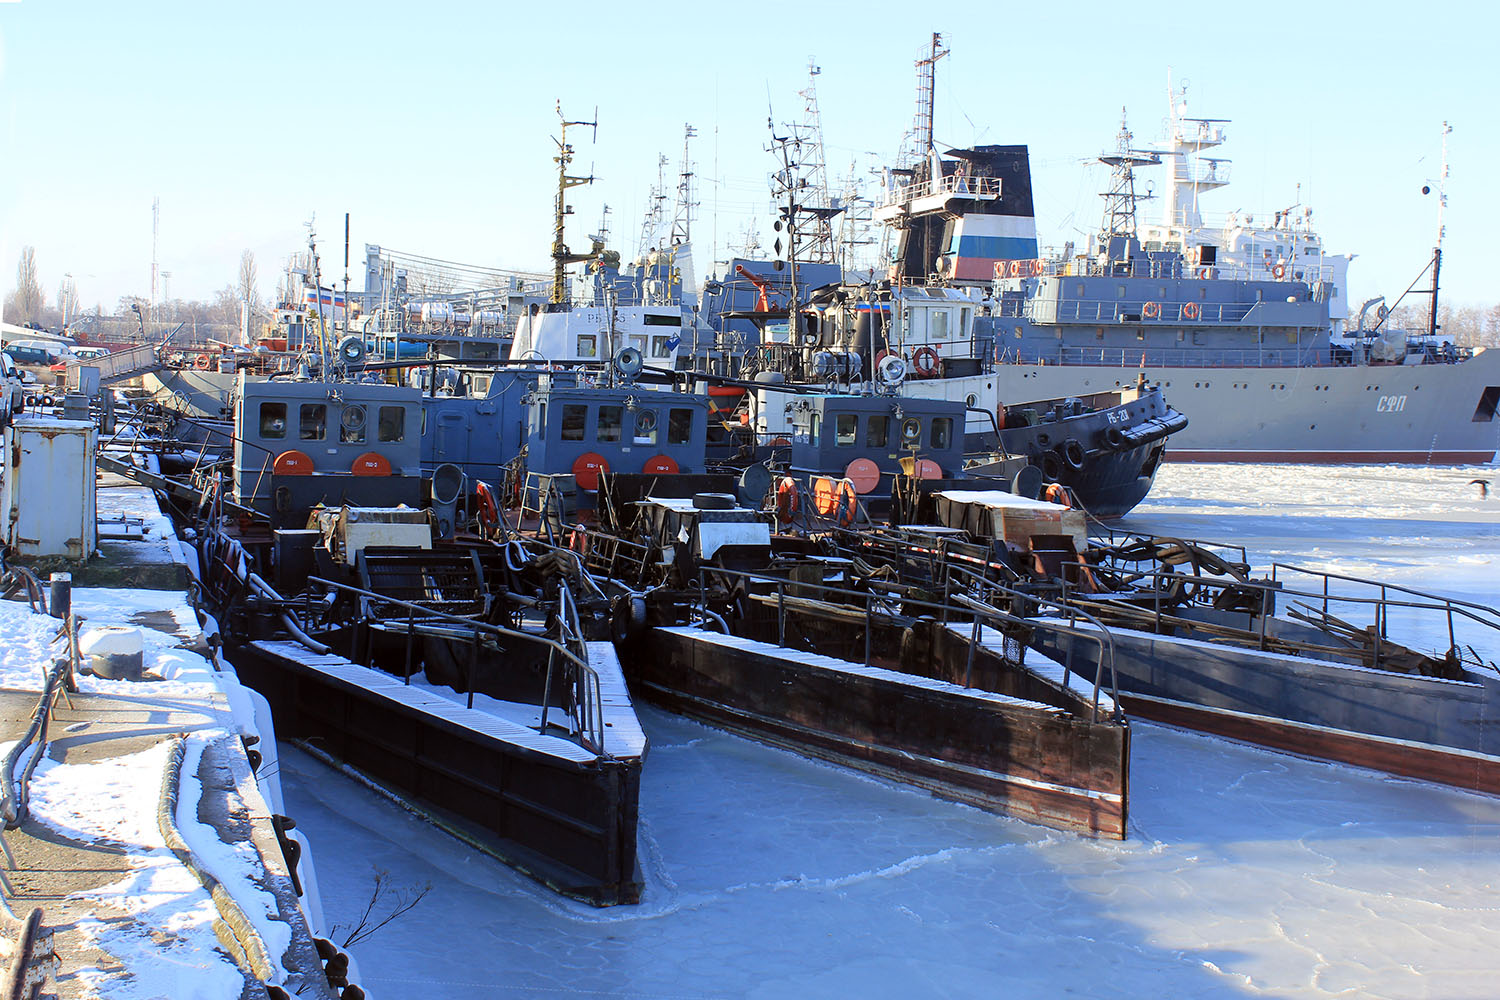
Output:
(550, 102), (603, 303)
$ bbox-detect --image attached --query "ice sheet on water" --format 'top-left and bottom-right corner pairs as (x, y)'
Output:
(275, 464), (1500, 998)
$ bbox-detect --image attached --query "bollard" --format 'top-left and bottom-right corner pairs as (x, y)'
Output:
(49, 572), (70, 621)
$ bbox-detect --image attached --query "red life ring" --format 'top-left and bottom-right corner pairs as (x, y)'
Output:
(194, 354), (211, 370)
(1142, 301), (1161, 319)
(1181, 301), (1201, 321)
(912, 346), (941, 378)
(474, 480), (499, 529)
(1007, 260), (1022, 278)
(1272, 264), (1287, 279)
(1044, 483), (1072, 508)
(568, 528), (590, 555)
(1031, 259), (1045, 277)
(775, 476), (799, 524)
(1196, 266), (1212, 279)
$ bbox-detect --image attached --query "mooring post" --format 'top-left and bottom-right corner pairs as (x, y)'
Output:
(48, 573), (70, 621)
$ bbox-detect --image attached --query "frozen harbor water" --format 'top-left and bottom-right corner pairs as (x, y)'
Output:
(280, 463), (1500, 998)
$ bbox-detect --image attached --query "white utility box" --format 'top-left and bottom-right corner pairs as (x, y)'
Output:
(1, 416), (98, 560)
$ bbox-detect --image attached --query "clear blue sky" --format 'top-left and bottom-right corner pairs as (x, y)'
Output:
(1, 1), (1494, 314)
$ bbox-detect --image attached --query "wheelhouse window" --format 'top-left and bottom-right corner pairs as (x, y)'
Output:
(339, 404), (366, 443)
(652, 336), (675, 358)
(633, 408), (659, 445)
(376, 406), (405, 442)
(931, 311), (950, 340)
(667, 407), (694, 444)
(577, 334), (597, 358)
(866, 415), (889, 448)
(808, 412), (822, 445)
(597, 405), (623, 443)
(835, 413), (858, 446)
(299, 403), (326, 441)
(259, 402), (287, 439)
(929, 417), (953, 450)
(561, 404), (587, 441)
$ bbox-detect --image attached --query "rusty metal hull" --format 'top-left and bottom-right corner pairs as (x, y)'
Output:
(233, 641), (644, 906)
(634, 626), (1128, 839)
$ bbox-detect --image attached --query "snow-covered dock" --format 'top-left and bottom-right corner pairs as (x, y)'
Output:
(0, 470), (340, 997)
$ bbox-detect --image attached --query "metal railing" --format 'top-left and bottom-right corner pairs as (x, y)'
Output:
(695, 564), (1121, 722)
(305, 576), (609, 755)
(1056, 550), (1499, 674)
(879, 172), (1000, 209)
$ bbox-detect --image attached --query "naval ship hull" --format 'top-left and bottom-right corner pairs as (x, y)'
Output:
(981, 350), (1500, 463)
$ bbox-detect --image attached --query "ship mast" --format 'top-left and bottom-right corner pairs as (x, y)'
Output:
(1428, 121), (1450, 340)
(914, 33), (947, 160)
(1097, 110), (1159, 250)
(550, 103), (602, 304)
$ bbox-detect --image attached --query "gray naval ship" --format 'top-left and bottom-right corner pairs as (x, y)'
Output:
(875, 102), (1500, 465)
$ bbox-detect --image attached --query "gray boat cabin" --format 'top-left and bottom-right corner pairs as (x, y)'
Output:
(524, 375), (711, 500)
(234, 373), (423, 523)
(783, 393), (968, 488)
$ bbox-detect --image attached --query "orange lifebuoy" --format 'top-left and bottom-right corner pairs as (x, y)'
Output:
(1196, 266), (1212, 279)
(912, 346), (941, 378)
(1181, 301), (1201, 321)
(1007, 260), (1021, 278)
(812, 478), (839, 517)
(1272, 263), (1287, 280)
(775, 476), (799, 524)
(474, 480), (499, 529)
(1142, 301), (1161, 319)
(194, 354), (211, 370)
(1044, 483), (1072, 508)
(1031, 259), (1045, 277)
(272, 450), (314, 476)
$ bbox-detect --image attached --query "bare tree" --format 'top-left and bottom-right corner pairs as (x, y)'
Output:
(237, 250), (259, 308)
(7, 247), (44, 324)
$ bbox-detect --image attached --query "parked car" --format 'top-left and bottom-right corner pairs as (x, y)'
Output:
(5, 340), (71, 382)
(0, 353), (28, 414)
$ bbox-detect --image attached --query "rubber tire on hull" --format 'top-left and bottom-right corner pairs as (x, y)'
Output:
(1059, 439), (1086, 470)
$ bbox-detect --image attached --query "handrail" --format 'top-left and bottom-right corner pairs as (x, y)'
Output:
(1075, 560), (1500, 673)
(305, 576), (608, 755)
(697, 564), (1122, 721)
